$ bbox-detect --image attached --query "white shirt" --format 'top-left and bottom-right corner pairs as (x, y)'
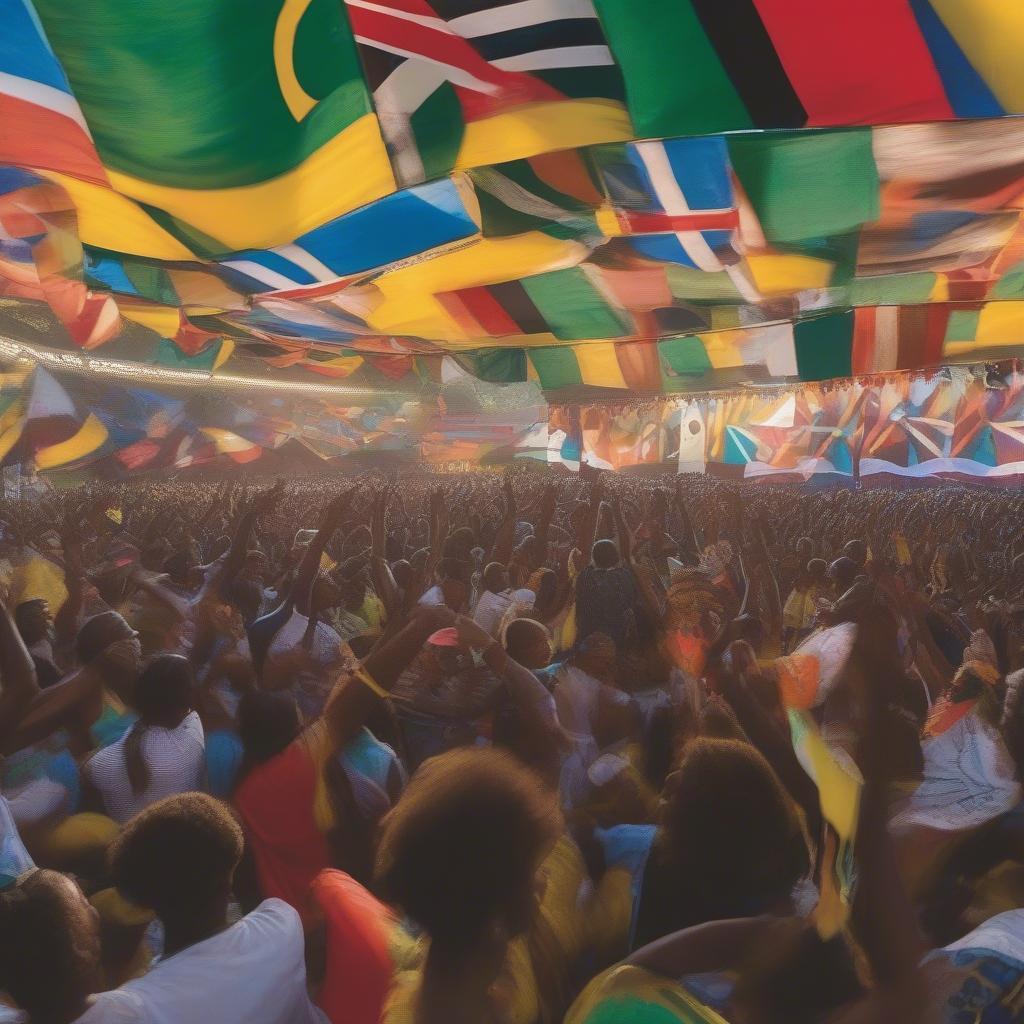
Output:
(76, 899), (327, 1024)
(472, 589), (512, 637)
(85, 712), (205, 824)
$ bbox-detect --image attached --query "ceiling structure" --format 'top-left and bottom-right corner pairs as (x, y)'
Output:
(3, 0), (1024, 407)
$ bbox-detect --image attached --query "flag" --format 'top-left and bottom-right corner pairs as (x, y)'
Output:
(0, 0), (105, 183)
(347, 0), (630, 185)
(25, 0), (395, 253)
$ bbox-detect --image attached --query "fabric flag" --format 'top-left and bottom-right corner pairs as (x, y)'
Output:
(597, 136), (740, 275)
(0, 168), (120, 349)
(0, 0), (106, 183)
(0, 365), (109, 469)
(26, 0), (395, 254)
(347, 0), (630, 185)
(677, 399), (706, 473)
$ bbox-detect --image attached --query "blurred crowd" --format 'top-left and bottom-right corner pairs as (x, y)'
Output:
(0, 469), (1022, 1023)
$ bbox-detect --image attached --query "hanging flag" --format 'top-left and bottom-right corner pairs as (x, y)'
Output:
(347, 0), (630, 185)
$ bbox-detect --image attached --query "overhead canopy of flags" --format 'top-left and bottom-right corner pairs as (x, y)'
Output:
(2, 0), (1024, 400)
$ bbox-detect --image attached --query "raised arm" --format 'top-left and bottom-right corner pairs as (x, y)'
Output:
(322, 605), (454, 750)
(486, 474), (518, 567)
(579, 474), (606, 567)
(0, 592), (40, 744)
(294, 492), (350, 617)
(370, 487), (402, 619)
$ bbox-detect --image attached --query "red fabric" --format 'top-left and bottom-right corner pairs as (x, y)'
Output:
(234, 736), (330, 926)
(751, 0), (953, 126)
(618, 210), (739, 234)
(311, 870), (396, 1024)
(0, 96), (108, 185)
(452, 286), (521, 337)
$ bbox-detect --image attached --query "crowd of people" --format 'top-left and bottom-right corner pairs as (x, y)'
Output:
(0, 468), (1022, 1023)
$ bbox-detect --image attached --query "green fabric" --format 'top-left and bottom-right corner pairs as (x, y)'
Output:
(122, 260), (179, 306)
(138, 204), (229, 259)
(593, 0), (751, 138)
(410, 82), (465, 183)
(850, 272), (936, 306)
(945, 308), (981, 341)
(793, 312), (854, 381)
(522, 269), (631, 341)
(458, 349), (527, 384)
(659, 336), (713, 376)
(471, 161), (597, 240)
(581, 995), (689, 1024)
(728, 130), (879, 244)
(32, 0), (369, 187)
(155, 337), (223, 369)
(991, 262), (1024, 298)
(528, 348), (583, 389)
(665, 267), (742, 302)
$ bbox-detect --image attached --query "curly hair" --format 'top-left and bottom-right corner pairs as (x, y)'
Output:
(374, 748), (560, 950)
(109, 793), (243, 918)
(635, 738), (809, 945)
(0, 870), (100, 1021)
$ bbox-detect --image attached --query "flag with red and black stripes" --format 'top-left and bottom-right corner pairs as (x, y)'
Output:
(345, 0), (627, 185)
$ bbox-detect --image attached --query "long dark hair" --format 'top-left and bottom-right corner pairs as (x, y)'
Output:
(124, 655), (194, 796)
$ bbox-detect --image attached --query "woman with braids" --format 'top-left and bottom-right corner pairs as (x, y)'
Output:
(82, 655), (203, 824)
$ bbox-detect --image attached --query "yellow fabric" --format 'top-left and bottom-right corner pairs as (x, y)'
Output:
(31, 812), (119, 865)
(931, 0), (1024, 112)
(0, 417), (24, 462)
(455, 99), (631, 172)
(575, 343), (627, 388)
(212, 338), (235, 369)
(367, 233), (587, 339)
(745, 254), (834, 295)
(33, 414), (108, 471)
(971, 300), (1024, 348)
(199, 428), (257, 455)
(118, 299), (181, 337)
(566, 965), (729, 1024)
(105, 115), (396, 252)
(384, 835), (586, 1024)
(36, 172), (196, 261)
(10, 553), (68, 611)
(586, 867), (634, 965)
(91, 887), (155, 927)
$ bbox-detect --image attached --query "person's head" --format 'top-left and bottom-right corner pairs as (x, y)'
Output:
(504, 618), (553, 670)
(15, 598), (52, 646)
(795, 537), (813, 559)
(592, 538), (620, 569)
(391, 559), (412, 590)
(0, 869), (101, 1024)
(842, 539), (867, 567)
(826, 557), (858, 594)
(806, 558), (827, 582)
(311, 573), (342, 615)
(482, 561), (509, 595)
(133, 655), (194, 725)
(75, 611), (141, 682)
(238, 690), (302, 765)
(161, 551), (194, 587)
(426, 628), (470, 676)
(241, 550), (268, 585)
(109, 793), (243, 927)
(660, 738), (808, 922)
(375, 749), (560, 952)
(444, 527), (475, 562)
(437, 558), (471, 612)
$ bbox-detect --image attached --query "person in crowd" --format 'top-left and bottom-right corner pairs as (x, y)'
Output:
(82, 655), (204, 824)
(0, 472), (1020, 1024)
